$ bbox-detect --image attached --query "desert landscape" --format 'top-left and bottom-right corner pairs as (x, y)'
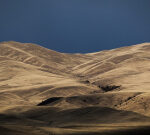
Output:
(1, 41), (150, 135)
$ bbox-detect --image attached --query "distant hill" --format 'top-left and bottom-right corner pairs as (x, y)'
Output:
(1, 41), (150, 135)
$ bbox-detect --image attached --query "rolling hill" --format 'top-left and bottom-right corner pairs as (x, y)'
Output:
(1, 41), (150, 135)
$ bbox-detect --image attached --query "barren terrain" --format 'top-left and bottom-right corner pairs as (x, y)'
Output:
(1, 41), (150, 134)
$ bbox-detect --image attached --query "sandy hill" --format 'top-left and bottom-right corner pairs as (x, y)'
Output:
(1, 41), (150, 135)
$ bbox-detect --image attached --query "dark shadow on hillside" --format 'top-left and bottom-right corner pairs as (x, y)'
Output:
(37, 97), (63, 106)
(98, 85), (121, 92)
(66, 126), (150, 135)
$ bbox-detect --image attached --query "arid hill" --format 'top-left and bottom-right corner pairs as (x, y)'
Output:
(1, 41), (150, 135)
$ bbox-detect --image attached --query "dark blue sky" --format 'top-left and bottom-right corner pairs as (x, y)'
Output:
(0, 0), (150, 53)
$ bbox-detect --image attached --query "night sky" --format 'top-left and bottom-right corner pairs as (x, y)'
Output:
(0, 0), (150, 53)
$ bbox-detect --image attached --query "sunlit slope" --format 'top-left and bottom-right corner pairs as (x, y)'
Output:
(73, 43), (150, 92)
(0, 59), (97, 106)
(0, 42), (98, 106)
(1, 41), (150, 134)
(0, 41), (93, 75)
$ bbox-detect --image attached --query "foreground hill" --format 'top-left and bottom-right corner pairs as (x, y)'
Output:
(1, 41), (150, 134)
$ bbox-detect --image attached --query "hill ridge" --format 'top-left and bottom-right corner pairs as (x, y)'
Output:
(1, 41), (150, 134)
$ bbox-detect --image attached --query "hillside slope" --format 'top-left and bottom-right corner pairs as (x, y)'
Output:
(1, 41), (150, 134)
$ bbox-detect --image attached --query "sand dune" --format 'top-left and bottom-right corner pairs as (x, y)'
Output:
(1, 41), (150, 134)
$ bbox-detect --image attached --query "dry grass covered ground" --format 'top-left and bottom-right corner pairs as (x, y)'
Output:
(1, 41), (150, 134)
